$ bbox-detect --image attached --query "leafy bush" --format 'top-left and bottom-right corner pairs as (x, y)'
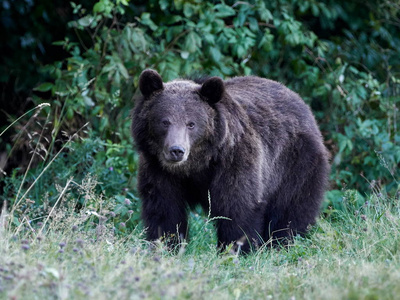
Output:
(1, 0), (400, 225)
(36, 0), (399, 190)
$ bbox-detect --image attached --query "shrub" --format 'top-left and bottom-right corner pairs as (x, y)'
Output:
(1, 0), (399, 225)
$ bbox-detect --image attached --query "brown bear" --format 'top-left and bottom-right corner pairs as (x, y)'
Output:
(131, 69), (330, 252)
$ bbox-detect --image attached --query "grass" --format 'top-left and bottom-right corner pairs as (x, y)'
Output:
(1, 188), (399, 299)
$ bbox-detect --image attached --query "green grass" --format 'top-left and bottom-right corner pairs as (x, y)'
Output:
(1, 190), (399, 300)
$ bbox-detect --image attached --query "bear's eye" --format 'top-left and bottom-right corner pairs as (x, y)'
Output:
(161, 120), (170, 127)
(187, 122), (195, 129)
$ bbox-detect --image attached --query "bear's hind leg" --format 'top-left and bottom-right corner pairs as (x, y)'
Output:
(264, 134), (329, 245)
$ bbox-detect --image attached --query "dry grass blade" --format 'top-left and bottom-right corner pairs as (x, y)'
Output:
(0, 201), (8, 239)
(0, 103), (50, 137)
(34, 177), (73, 240)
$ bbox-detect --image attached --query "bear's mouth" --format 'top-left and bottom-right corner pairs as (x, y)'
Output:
(162, 151), (188, 164)
(162, 145), (189, 164)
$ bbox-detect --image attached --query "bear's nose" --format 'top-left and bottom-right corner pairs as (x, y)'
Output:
(169, 146), (185, 161)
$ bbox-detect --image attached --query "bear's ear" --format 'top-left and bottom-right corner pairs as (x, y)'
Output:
(139, 69), (164, 97)
(199, 77), (225, 105)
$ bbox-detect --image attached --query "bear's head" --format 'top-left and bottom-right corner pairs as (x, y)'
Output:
(135, 69), (226, 173)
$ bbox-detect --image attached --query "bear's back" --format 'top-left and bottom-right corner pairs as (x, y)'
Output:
(224, 76), (321, 138)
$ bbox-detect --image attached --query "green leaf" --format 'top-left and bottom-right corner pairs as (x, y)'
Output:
(258, 31), (274, 51)
(183, 3), (194, 18)
(93, 2), (105, 13)
(118, 0), (129, 6)
(249, 17), (259, 31)
(325, 190), (345, 210)
(83, 95), (95, 106)
(184, 31), (201, 53)
(174, 0), (183, 10)
(180, 51), (189, 59)
(235, 44), (245, 58)
(140, 13), (158, 31)
(215, 4), (236, 18)
(52, 41), (65, 46)
(235, 11), (246, 27)
(209, 47), (222, 62)
(13, 217), (20, 226)
(117, 63), (129, 79)
(166, 15), (182, 25)
(259, 7), (272, 22)
(114, 204), (128, 215)
(78, 16), (93, 27)
(66, 106), (74, 120)
(159, 0), (169, 10)
(34, 82), (54, 92)
(311, 3), (320, 16)
(130, 28), (147, 52)
(100, 116), (110, 132)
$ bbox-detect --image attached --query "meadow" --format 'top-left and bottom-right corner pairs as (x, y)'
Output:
(1, 174), (399, 299)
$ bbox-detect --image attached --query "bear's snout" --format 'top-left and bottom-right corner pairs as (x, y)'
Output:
(168, 145), (185, 162)
(162, 125), (190, 164)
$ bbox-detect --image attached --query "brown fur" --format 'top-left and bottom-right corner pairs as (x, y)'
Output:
(131, 69), (330, 252)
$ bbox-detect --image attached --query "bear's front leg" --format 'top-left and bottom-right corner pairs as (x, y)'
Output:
(215, 213), (265, 253)
(211, 168), (266, 253)
(137, 159), (188, 247)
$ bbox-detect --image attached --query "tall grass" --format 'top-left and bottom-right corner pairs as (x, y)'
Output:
(1, 177), (399, 299)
